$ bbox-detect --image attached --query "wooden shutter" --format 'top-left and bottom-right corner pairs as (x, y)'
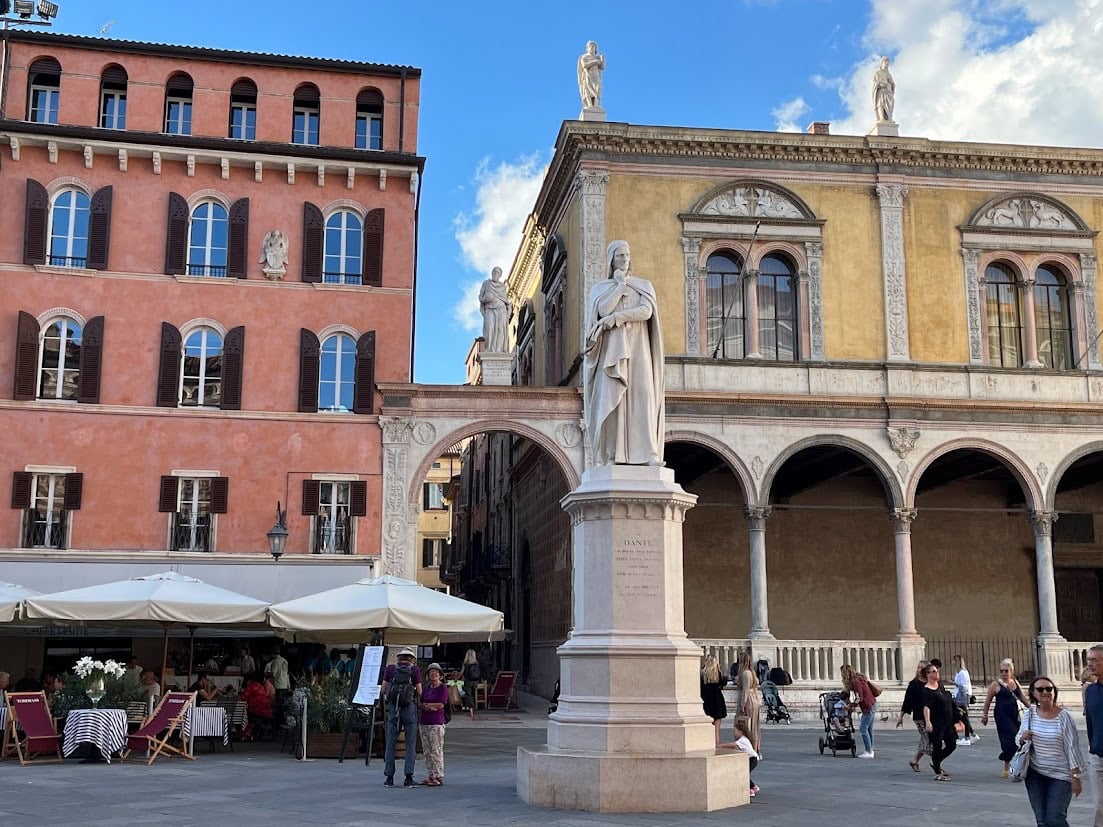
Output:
(350, 480), (368, 517)
(13, 310), (39, 401)
(362, 208), (384, 286)
(298, 328), (320, 413)
(158, 475), (179, 512)
(164, 192), (188, 275)
(422, 483), (430, 511)
(220, 325), (245, 410)
(86, 186), (113, 270)
(353, 330), (376, 415)
(11, 472), (32, 509)
(23, 178), (48, 265)
(209, 477), (229, 514)
(227, 197), (250, 278)
(301, 479), (320, 515)
(63, 472), (83, 510)
(77, 315), (104, 404)
(156, 322), (182, 407)
(301, 201), (323, 283)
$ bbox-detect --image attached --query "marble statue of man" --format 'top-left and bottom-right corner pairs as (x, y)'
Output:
(479, 266), (511, 352)
(582, 240), (665, 466)
(872, 56), (895, 123)
(258, 229), (289, 274)
(577, 40), (605, 110)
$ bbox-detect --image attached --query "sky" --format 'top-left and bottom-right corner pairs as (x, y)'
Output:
(38, 0), (1103, 383)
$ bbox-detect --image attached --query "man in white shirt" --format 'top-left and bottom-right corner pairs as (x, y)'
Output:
(953, 654), (978, 745)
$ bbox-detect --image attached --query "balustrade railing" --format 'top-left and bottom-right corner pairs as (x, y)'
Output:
(694, 638), (903, 684)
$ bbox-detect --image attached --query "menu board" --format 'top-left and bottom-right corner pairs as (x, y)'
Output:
(351, 645), (385, 706)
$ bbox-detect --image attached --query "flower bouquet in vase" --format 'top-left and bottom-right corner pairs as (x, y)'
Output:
(73, 657), (126, 708)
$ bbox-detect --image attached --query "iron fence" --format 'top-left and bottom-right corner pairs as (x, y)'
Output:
(21, 509), (68, 549)
(924, 637), (1039, 685)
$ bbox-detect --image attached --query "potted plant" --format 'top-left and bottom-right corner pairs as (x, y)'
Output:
(304, 672), (353, 758)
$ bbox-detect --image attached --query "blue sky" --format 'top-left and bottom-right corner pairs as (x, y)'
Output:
(40, 1), (1103, 383)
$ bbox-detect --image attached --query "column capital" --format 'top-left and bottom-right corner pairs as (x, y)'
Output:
(1021, 276), (1036, 289)
(743, 506), (771, 529)
(876, 182), (908, 207)
(743, 268), (760, 281)
(890, 508), (918, 531)
(681, 236), (701, 255)
(1029, 510), (1059, 536)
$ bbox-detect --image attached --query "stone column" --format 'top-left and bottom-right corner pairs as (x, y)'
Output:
(1030, 511), (1061, 638)
(743, 269), (761, 359)
(577, 169), (609, 352)
(682, 236), (702, 355)
(890, 509), (919, 637)
(744, 506), (772, 639)
(876, 183), (911, 362)
(1021, 277), (1043, 368)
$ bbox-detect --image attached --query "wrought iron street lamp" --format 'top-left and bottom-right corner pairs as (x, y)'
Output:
(267, 502), (288, 561)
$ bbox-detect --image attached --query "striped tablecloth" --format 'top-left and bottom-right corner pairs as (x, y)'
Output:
(184, 705), (229, 745)
(201, 700), (247, 730)
(62, 708), (128, 763)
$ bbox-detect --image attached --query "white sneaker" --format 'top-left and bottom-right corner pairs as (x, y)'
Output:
(958, 737), (972, 746)
(858, 751), (875, 759)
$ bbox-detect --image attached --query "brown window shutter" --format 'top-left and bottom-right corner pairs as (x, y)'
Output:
(156, 322), (182, 407)
(87, 186), (113, 270)
(227, 197), (250, 278)
(158, 476), (179, 512)
(362, 208), (384, 286)
(353, 330), (376, 414)
(350, 480), (368, 517)
(220, 325), (245, 410)
(77, 315), (104, 404)
(24, 178), (48, 266)
(301, 479), (320, 515)
(63, 472), (83, 510)
(422, 483), (430, 511)
(209, 477), (229, 514)
(164, 192), (188, 275)
(11, 471), (32, 509)
(301, 201), (323, 283)
(14, 310), (39, 401)
(298, 328), (320, 413)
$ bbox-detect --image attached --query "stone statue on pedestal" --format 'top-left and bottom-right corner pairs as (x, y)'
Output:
(479, 266), (511, 352)
(258, 229), (289, 279)
(577, 40), (605, 110)
(583, 240), (665, 466)
(872, 56), (895, 123)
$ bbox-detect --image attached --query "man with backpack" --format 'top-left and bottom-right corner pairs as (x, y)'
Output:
(381, 647), (423, 788)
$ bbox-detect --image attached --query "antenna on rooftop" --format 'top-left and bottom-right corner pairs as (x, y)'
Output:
(98, 18), (115, 36)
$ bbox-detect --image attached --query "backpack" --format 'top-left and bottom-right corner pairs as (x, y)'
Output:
(767, 666), (792, 686)
(464, 662), (481, 682)
(387, 663), (416, 708)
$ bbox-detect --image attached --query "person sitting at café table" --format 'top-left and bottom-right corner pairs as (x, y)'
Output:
(0, 670), (9, 703)
(189, 672), (221, 702)
(13, 667), (41, 692)
(139, 669), (161, 699)
(240, 672), (275, 740)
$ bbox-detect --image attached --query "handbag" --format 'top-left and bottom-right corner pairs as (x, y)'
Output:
(866, 678), (883, 698)
(1009, 708), (1033, 782)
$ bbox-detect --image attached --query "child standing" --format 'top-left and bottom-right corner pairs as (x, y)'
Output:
(721, 720), (761, 797)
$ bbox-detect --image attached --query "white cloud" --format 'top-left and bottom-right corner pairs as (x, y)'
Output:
(772, 97), (810, 133)
(827, 0), (1103, 147)
(452, 155), (547, 332)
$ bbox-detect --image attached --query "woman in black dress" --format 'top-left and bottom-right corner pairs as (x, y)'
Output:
(922, 663), (959, 781)
(700, 654), (728, 747)
(896, 659), (932, 772)
(980, 658), (1028, 777)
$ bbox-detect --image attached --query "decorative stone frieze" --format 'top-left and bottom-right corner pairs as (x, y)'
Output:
(876, 183), (910, 362)
(700, 184), (805, 218)
(887, 426), (920, 458)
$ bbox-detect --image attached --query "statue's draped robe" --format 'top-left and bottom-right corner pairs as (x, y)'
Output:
(480, 278), (510, 352)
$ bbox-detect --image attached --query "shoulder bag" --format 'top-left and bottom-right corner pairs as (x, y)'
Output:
(1009, 707), (1034, 782)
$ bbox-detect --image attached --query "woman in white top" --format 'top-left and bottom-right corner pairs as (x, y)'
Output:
(1016, 675), (1084, 827)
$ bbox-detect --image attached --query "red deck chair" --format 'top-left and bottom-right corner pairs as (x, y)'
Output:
(2, 691), (63, 765)
(486, 671), (517, 710)
(121, 691), (195, 765)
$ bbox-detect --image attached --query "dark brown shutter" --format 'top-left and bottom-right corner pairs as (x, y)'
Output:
(158, 476), (179, 513)
(14, 310), (39, 401)
(298, 328), (320, 413)
(101, 64), (127, 87)
(63, 472), (83, 510)
(350, 480), (368, 517)
(209, 477), (229, 514)
(156, 322), (182, 407)
(87, 186), (113, 270)
(164, 192), (188, 275)
(353, 330), (376, 415)
(422, 483), (430, 510)
(301, 479), (320, 515)
(77, 315), (104, 404)
(227, 197), (249, 278)
(11, 472), (32, 509)
(362, 208), (384, 286)
(23, 178), (48, 265)
(301, 201), (323, 283)
(220, 325), (245, 411)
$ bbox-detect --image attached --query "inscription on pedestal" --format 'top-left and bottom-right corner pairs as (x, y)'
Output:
(614, 537), (663, 598)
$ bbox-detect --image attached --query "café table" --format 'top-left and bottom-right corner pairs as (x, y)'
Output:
(185, 705), (230, 752)
(62, 708), (128, 764)
(201, 699), (247, 732)
(181, 675), (242, 692)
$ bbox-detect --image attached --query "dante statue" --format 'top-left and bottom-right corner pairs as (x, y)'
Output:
(258, 229), (289, 275)
(479, 266), (511, 352)
(872, 56), (895, 123)
(583, 240), (664, 466)
(577, 40), (605, 110)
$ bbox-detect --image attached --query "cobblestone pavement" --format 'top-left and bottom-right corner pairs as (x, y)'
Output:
(0, 717), (1094, 826)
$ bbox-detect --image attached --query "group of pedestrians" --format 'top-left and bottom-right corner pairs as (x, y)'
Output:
(701, 652), (763, 796)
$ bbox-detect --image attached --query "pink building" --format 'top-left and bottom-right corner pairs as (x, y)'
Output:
(0, 31), (422, 620)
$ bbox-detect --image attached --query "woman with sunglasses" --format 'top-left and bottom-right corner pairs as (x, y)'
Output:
(922, 663), (959, 781)
(981, 658), (1028, 777)
(1016, 677), (1083, 827)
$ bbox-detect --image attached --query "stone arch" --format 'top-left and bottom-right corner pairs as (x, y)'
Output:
(1046, 440), (1103, 509)
(907, 437), (1041, 510)
(690, 178), (817, 219)
(664, 430), (755, 505)
(36, 306), (87, 328)
(760, 434), (903, 508)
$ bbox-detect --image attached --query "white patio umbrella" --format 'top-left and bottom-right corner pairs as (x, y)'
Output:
(0, 580), (40, 623)
(267, 575), (505, 644)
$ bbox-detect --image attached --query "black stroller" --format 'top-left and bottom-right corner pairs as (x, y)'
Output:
(818, 691), (857, 757)
(760, 681), (792, 724)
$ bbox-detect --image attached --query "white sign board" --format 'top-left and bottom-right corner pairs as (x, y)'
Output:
(352, 645), (385, 706)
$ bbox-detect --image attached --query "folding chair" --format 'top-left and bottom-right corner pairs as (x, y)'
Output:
(2, 692), (63, 765)
(121, 691), (195, 765)
(487, 671), (517, 710)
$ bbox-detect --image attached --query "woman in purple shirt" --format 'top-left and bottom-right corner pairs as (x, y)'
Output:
(419, 663), (449, 786)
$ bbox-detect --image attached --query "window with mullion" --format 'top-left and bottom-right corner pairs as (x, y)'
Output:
(165, 97), (192, 135)
(355, 110), (383, 150)
(38, 318), (82, 400)
(187, 202), (229, 276)
(173, 477), (211, 552)
(230, 103), (256, 140)
(316, 481), (351, 554)
(319, 334), (355, 412)
(705, 252), (744, 359)
(180, 328), (223, 407)
(48, 189), (90, 268)
(24, 474), (66, 549)
(757, 254), (798, 361)
(29, 85), (59, 124)
(293, 107), (319, 145)
(985, 263), (1023, 367)
(323, 211), (363, 284)
(100, 90), (126, 129)
(1034, 266), (1073, 370)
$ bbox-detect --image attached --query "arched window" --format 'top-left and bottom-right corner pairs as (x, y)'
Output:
(323, 210), (362, 284)
(705, 251), (743, 359)
(99, 64), (127, 129)
(180, 327), (223, 407)
(164, 72), (193, 135)
(48, 188), (90, 268)
(39, 317), (82, 400)
(758, 253), (798, 361)
(293, 83), (320, 145)
(187, 201), (229, 277)
(229, 77), (257, 140)
(355, 88), (383, 150)
(985, 262), (1022, 367)
(319, 333), (356, 412)
(28, 57), (61, 124)
(1034, 264), (1073, 370)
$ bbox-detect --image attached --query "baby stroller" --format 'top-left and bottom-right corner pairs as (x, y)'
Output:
(760, 681), (792, 724)
(818, 691), (857, 757)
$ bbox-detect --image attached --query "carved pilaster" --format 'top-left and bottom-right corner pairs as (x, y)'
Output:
(876, 183), (910, 361)
(890, 508), (917, 533)
(380, 416), (415, 577)
(577, 169), (609, 351)
(962, 248), (984, 364)
(1080, 253), (1102, 369)
(804, 241), (825, 361)
(682, 236), (702, 354)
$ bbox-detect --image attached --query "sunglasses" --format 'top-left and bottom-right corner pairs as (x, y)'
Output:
(1035, 686), (1055, 693)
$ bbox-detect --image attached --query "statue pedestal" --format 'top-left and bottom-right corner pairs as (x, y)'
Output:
(477, 352), (512, 386)
(870, 120), (899, 137)
(517, 465), (748, 812)
(580, 106), (606, 122)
